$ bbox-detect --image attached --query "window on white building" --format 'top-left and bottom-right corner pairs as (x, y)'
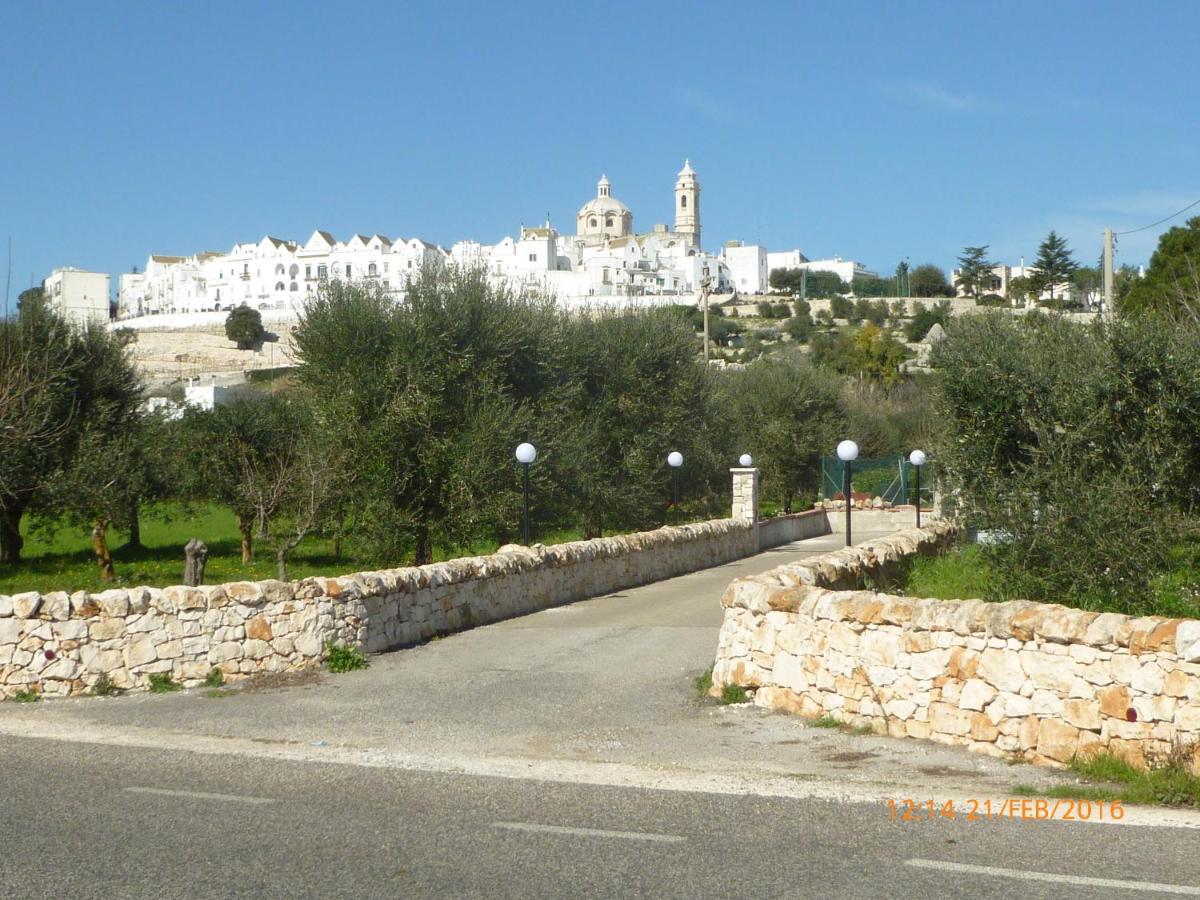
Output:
(368, 263), (377, 276)
(290, 282), (298, 292)
(528, 254), (537, 262)
(275, 264), (285, 276)
(275, 282), (285, 291)
(318, 265), (327, 279)
(346, 264), (352, 277)
(680, 196), (687, 208)
(605, 217), (613, 227)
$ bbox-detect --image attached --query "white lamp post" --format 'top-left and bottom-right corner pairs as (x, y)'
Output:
(739, 453), (753, 467)
(908, 449), (927, 528)
(667, 451), (683, 525)
(515, 442), (537, 544)
(836, 439), (859, 546)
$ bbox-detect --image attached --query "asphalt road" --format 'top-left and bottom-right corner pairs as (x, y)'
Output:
(2, 736), (1199, 899)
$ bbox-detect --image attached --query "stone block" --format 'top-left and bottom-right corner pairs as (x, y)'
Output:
(1019, 650), (1076, 692)
(246, 615), (273, 642)
(958, 679), (996, 712)
(95, 589), (130, 618)
(1176, 620), (1200, 663)
(910, 648), (950, 680)
(125, 633), (158, 668)
(1063, 699), (1102, 731)
(1031, 690), (1064, 716)
(1036, 719), (1080, 763)
(1164, 669), (1191, 698)
(11, 593), (41, 619)
(969, 712), (1000, 742)
(1098, 684), (1132, 719)
(977, 649), (1025, 693)
(1131, 663), (1166, 695)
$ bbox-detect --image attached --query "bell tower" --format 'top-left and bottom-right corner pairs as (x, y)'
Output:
(674, 159), (700, 249)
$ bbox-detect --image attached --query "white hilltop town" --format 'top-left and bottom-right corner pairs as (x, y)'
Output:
(42, 160), (885, 333)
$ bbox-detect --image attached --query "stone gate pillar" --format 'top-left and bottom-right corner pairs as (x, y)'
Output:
(731, 467), (760, 547)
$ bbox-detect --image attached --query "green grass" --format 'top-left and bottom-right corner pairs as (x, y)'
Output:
(901, 543), (992, 600)
(1014, 752), (1200, 808)
(204, 668), (224, 688)
(147, 673), (181, 693)
(324, 641), (367, 674)
(810, 715), (842, 728)
(9, 689), (39, 703)
(719, 684), (749, 705)
(91, 673), (119, 696)
(693, 666), (714, 698)
(0, 501), (728, 595)
(900, 539), (1200, 619)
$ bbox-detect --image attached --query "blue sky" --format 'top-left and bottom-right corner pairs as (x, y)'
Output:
(2, 0), (1197, 297)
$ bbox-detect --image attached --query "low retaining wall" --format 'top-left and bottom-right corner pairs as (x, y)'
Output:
(0, 508), (829, 699)
(758, 510), (833, 548)
(712, 522), (1200, 771)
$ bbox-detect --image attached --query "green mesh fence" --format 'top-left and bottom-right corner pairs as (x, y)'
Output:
(821, 453), (928, 504)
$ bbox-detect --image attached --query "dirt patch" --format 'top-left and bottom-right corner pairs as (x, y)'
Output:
(822, 751), (877, 764)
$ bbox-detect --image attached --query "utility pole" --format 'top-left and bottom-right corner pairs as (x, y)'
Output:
(700, 276), (711, 362)
(1103, 227), (1114, 313)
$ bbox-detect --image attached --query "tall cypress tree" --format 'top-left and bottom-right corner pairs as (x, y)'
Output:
(956, 245), (994, 299)
(1031, 231), (1078, 302)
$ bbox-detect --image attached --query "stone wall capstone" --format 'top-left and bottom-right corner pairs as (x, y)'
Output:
(712, 521), (1200, 772)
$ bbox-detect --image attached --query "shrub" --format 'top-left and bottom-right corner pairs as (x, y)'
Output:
(225, 305), (264, 350)
(10, 689), (39, 703)
(148, 672), (181, 693)
(931, 312), (1200, 612)
(325, 641), (367, 673)
(204, 668), (224, 688)
(720, 684), (749, 704)
(91, 673), (119, 696)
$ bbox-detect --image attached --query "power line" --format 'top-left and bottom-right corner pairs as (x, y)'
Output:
(1115, 197), (1200, 236)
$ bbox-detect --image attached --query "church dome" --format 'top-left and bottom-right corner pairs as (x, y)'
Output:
(577, 173), (634, 242)
(577, 194), (632, 218)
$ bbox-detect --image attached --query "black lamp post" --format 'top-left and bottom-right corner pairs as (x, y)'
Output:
(909, 449), (927, 528)
(515, 442), (537, 544)
(836, 440), (859, 547)
(667, 451), (683, 525)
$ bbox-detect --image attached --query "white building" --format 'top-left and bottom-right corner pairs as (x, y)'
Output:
(115, 160), (726, 319)
(118, 231), (445, 319)
(721, 241), (769, 294)
(450, 161), (728, 304)
(793, 257), (877, 285)
(43, 268), (111, 327)
(766, 249), (809, 273)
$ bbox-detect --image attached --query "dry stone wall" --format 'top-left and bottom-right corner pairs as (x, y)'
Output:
(712, 521), (1200, 771)
(0, 510), (828, 699)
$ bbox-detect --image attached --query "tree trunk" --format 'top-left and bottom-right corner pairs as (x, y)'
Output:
(127, 496), (143, 549)
(276, 546), (289, 582)
(414, 524), (432, 566)
(238, 514), (253, 564)
(92, 518), (115, 582)
(256, 508), (268, 539)
(0, 504), (25, 564)
(184, 538), (208, 586)
(331, 508), (344, 560)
